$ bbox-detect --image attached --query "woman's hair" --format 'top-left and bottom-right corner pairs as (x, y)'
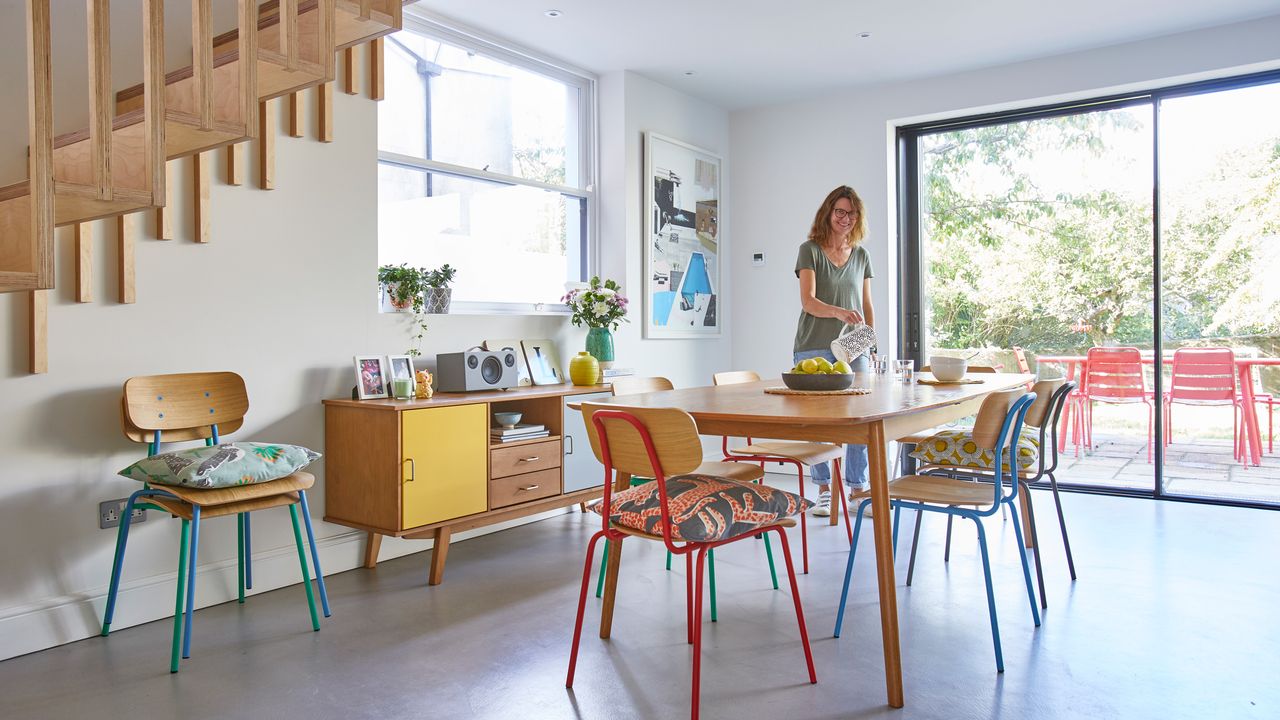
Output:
(807, 185), (867, 246)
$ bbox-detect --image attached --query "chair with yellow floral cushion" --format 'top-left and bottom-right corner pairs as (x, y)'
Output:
(904, 379), (1077, 609)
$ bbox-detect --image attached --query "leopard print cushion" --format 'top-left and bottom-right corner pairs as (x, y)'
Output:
(592, 474), (813, 542)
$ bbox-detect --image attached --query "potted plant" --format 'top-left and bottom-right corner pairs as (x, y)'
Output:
(563, 276), (629, 373)
(378, 263), (427, 313)
(423, 264), (457, 314)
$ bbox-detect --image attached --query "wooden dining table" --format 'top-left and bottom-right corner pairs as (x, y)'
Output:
(585, 371), (1036, 708)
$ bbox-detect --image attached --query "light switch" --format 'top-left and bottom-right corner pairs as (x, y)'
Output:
(752, 252), (765, 266)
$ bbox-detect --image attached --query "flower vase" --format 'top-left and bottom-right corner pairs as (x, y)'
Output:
(585, 327), (614, 382)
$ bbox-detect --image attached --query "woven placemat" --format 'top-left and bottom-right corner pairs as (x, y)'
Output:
(917, 376), (985, 385)
(764, 386), (873, 396)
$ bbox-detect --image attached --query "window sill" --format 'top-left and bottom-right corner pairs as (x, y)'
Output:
(380, 302), (571, 317)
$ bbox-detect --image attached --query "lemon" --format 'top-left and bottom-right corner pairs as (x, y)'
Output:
(800, 358), (820, 374)
(832, 360), (852, 374)
(813, 357), (833, 373)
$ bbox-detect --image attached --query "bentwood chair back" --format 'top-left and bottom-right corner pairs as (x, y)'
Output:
(103, 372), (329, 673)
(581, 402), (704, 480)
(611, 375), (675, 396)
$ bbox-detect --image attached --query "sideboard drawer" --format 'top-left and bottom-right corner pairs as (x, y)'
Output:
(490, 439), (561, 479)
(490, 468), (561, 509)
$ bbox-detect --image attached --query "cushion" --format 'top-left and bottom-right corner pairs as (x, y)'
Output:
(908, 429), (1039, 472)
(119, 442), (321, 489)
(592, 474), (813, 543)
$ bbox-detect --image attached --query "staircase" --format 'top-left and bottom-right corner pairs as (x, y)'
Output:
(0, 0), (404, 373)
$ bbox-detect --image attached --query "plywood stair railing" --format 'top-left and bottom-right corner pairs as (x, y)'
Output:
(2, 0), (404, 373)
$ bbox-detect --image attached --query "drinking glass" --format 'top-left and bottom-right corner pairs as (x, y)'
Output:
(895, 359), (914, 383)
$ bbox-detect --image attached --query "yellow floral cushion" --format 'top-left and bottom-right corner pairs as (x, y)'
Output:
(908, 429), (1039, 472)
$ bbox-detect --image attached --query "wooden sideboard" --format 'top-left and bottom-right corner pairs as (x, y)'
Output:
(323, 384), (611, 585)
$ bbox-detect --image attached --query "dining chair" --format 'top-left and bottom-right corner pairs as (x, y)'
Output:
(1082, 346), (1154, 462)
(835, 388), (1040, 673)
(907, 380), (1079, 609)
(712, 370), (850, 572)
(102, 372), (329, 672)
(1163, 347), (1245, 466)
(568, 403), (816, 720)
(898, 364), (999, 476)
(594, 377), (780, 617)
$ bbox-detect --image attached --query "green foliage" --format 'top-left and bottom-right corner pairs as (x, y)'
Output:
(378, 263), (428, 312)
(424, 264), (457, 289)
(563, 276), (630, 331)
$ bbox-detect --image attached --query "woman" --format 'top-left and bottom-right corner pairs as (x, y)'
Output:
(794, 185), (874, 516)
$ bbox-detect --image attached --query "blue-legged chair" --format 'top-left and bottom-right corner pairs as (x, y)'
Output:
(101, 372), (330, 672)
(835, 387), (1040, 672)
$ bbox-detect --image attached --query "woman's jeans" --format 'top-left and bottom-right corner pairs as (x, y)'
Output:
(792, 348), (870, 489)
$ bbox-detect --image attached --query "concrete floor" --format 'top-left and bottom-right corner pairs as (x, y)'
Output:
(3, 489), (1278, 719)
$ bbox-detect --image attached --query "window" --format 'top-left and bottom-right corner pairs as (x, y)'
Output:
(378, 14), (595, 311)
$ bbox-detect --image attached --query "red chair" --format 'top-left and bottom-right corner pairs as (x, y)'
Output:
(1082, 347), (1154, 462)
(567, 403), (816, 720)
(1163, 348), (1246, 466)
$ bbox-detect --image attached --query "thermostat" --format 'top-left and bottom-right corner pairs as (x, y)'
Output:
(752, 252), (765, 266)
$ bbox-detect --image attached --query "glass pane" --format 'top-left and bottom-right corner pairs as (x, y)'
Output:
(1159, 80), (1280, 503)
(379, 31), (581, 189)
(918, 105), (1155, 490)
(378, 164), (584, 305)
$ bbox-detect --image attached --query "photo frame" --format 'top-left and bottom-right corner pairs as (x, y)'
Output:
(484, 339), (533, 386)
(386, 354), (417, 395)
(354, 355), (390, 400)
(643, 132), (722, 339)
(520, 339), (564, 386)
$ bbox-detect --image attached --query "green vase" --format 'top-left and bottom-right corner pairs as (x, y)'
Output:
(585, 327), (615, 375)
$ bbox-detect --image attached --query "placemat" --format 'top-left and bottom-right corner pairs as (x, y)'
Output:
(764, 386), (873, 396)
(917, 376), (985, 385)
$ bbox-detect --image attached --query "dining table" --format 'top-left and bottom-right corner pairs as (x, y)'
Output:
(584, 370), (1037, 708)
(1035, 353), (1280, 465)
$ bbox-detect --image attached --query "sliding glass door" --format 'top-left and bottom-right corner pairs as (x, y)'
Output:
(900, 71), (1280, 505)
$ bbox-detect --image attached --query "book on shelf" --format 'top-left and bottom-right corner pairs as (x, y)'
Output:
(491, 431), (550, 443)
(490, 423), (546, 438)
(602, 367), (635, 379)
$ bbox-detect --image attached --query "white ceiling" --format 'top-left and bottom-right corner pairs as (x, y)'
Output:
(411, 0), (1280, 109)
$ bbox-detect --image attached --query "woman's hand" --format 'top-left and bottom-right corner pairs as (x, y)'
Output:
(839, 308), (864, 325)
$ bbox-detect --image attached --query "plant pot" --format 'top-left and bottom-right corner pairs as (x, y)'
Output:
(383, 283), (415, 312)
(586, 327), (615, 377)
(424, 287), (452, 314)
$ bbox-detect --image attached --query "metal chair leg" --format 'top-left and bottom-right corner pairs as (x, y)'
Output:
(1007, 503), (1042, 627)
(944, 514), (954, 562)
(796, 464), (808, 574)
(906, 509), (923, 586)
(1047, 472), (1078, 580)
(892, 504), (902, 560)
(288, 504), (321, 631)
(763, 532), (779, 590)
(772, 526), (817, 684)
(297, 491), (331, 618)
(236, 513), (246, 604)
(707, 548), (717, 623)
(168, 519), (190, 673)
(691, 548), (709, 720)
(833, 499), (870, 638)
(594, 539), (609, 598)
(1020, 482), (1048, 609)
(244, 511), (253, 589)
(181, 506), (202, 660)
(102, 489), (149, 635)
(973, 516), (1004, 673)
(566, 531), (606, 687)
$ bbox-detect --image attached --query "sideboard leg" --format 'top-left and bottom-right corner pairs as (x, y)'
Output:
(364, 532), (382, 568)
(428, 526), (451, 586)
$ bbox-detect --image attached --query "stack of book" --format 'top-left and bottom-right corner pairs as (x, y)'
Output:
(491, 423), (550, 443)
(602, 367), (635, 380)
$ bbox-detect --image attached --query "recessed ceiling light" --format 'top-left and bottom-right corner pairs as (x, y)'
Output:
(545, 9), (562, 18)
(857, 31), (872, 39)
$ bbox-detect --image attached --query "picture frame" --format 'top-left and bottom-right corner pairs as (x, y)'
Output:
(520, 339), (565, 386)
(643, 132), (722, 339)
(354, 355), (390, 400)
(386, 354), (417, 395)
(483, 339), (533, 386)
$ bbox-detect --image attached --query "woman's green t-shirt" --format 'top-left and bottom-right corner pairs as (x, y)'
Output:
(793, 241), (874, 353)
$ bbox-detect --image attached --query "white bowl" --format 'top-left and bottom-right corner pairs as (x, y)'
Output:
(929, 355), (968, 382)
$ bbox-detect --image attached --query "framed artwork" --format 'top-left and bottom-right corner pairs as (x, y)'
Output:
(643, 132), (722, 338)
(484, 339), (532, 386)
(520, 339), (564, 386)
(387, 354), (417, 394)
(354, 355), (390, 399)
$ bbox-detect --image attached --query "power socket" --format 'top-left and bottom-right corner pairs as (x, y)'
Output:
(99, 498), (147, 529)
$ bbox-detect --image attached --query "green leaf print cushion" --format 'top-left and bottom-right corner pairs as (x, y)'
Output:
(119, 442), (321, 489)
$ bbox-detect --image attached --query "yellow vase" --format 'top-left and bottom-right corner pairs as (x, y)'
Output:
(569, 351), (601, 386)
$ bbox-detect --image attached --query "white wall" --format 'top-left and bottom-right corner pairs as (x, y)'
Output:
(0, 57), (730, 658)
(729, 14), (1280, 377)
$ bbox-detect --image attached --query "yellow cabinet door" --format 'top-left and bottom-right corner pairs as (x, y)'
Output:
(401, 404), (488, 529)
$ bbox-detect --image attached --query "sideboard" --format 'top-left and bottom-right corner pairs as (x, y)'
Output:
(322, 384), (611, 585)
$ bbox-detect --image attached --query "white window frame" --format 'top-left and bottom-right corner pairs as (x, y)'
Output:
(380, 9), (599, 315)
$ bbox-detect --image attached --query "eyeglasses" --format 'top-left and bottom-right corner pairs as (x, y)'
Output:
(833, 208), (857, 220)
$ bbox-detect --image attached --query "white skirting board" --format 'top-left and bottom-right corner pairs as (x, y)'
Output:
(0, 507), (577, 662)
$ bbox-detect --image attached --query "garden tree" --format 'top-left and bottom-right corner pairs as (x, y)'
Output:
(923, 113), (1280, 353)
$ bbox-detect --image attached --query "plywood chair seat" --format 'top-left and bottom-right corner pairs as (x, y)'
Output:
(697, 460), (766, 483)
(150, 471), (315, 508)
(850, 475), (995, 507)
(147, 490), (301, 522)
(727, 441), (844, 466)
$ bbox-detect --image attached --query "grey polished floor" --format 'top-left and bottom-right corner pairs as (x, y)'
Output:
(3, 490), (1278, 719)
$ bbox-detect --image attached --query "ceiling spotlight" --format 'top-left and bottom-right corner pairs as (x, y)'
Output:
(857, 31), (872, 39)
(545, 9), (562, 18)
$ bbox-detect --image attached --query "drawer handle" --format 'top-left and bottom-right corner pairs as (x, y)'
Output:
(518, 456), (540, 462)
(405, 458), (416, 482)
(518, 484), (540, 491)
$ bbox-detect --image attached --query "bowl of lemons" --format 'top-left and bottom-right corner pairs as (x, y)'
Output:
(783, 357), (855, 391)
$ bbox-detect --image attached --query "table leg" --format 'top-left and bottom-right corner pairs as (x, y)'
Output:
(599, 470), (631, 639)
(428, 526), (450, 586)
(867, 421), (904, 708)
(363, 532), (382, 568)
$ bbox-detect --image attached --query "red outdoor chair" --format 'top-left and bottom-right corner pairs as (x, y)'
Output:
(1082, 347), (1154, 462)
(1163, 348), (1246, 466)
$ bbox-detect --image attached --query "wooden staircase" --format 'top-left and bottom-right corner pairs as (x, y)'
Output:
(0, 0), (404, 372)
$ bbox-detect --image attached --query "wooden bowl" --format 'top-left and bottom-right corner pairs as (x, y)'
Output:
(782, 372), (855, 391)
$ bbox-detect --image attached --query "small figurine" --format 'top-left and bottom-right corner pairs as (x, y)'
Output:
(415, 370), (434, 399)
